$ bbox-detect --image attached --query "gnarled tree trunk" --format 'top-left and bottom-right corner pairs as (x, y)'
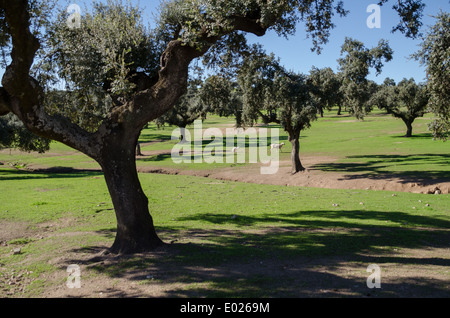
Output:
(289, 134), (305, 174)
(403, 119), (414, 137)
(101, 138), (164, 253)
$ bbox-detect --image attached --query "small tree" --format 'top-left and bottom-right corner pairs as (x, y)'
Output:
(197, 75), (244, 128)
(275, 71), (317, 173)
(338, 37), (393, 119)
(239, 52), (316, 173)
(370, 78), (429, 137)
(307, 66), (344, 117)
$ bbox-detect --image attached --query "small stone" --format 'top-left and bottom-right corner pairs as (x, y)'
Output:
(425, 204), (430, 207)
(13, 248), (21, 255)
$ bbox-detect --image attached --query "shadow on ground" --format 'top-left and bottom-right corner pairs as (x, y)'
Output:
(65, 208), (450, 298)
(311, 153), (450, 186)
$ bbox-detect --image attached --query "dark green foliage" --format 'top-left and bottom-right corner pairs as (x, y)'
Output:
(238, 49), (283, 126)
(197, 75), (244, 127)
(378, 0), (425, 39)
(43, 0), (159, 131)
(338, 37), (393, 119)
(307, 67), (344, 117)
(370, 78), (429, 137)
(0, 114), (50, 153)
(413, 10), (450, 140)
(155, 78), (207, 130)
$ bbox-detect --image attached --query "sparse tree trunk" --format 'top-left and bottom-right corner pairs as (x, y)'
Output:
(337, 105), (342, 116)
(136, 142), (143, 156)
(289, 135), (305, 174)
(405, 123), (413, 137)
(101, 139), (164, 254)
(179, 125), (188, 143)
(402, 118), (414, 137)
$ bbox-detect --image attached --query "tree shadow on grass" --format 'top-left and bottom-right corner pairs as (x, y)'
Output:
(66, 209), (450, 298)
(0, 166), (103, 181)
(311, 154), (450, 185)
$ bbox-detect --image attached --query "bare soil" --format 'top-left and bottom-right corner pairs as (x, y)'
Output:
(135, 152), (450, 195)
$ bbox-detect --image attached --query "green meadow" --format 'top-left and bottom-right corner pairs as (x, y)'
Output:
(0, 109), (449, 297)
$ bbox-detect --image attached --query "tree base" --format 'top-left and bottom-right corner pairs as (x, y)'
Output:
(291, 167), (306, 175)
(109, 235), (166, 255)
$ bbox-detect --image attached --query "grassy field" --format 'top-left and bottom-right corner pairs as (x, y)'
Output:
(0, 109), (449, 298)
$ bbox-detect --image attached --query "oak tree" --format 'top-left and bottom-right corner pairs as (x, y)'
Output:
(0, 0), (427, 253)
(370, 78), (429, 137)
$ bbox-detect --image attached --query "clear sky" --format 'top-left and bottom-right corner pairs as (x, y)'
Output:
(3, 0), (449, 85)
(67, 0), (449, 84)
(244, 0), (450, 84)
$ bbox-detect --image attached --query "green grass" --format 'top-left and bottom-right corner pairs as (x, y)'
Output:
(0, 110), (449, 297)
(1, 167), (449, 294)
(1, 110), (448, 176)
(132, 110), (450, 175)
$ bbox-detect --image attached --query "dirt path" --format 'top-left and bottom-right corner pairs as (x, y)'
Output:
(135, 152), (450, 195)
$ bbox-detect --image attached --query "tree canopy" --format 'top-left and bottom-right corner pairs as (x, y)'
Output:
(414, 10), (450, 140)
(370, 78), (429, 137)
(338, 37), (393, 119)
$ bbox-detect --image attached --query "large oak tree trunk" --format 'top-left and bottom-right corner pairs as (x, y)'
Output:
(101, 139), (164, 254)
(290, 138), (305, 174)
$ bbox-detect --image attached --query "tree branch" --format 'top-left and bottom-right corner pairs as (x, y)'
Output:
(0, 87), (11, 116)
(114, 14), (271, 133)
(0, 0), (102, 160)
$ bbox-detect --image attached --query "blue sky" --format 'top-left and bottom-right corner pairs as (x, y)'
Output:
(3, 1), (449, 85)
(245, 0), (450, 84)
(68, 0), (449, 84)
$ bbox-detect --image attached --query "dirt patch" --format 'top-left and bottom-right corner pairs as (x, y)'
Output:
(136, 155), (450, 195)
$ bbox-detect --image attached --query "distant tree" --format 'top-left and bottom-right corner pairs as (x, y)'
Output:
(197, 75), (244, 128)
(239, 53), (317, 173)
(307, 66), (344, 117)
(413, 10), (450, 140)
(275, 71), (317, 173)
(238, 50), (282, 126)
(338, 37), (393, 119)
(370, 78), (429, 137)
(0, 114), (50, 152)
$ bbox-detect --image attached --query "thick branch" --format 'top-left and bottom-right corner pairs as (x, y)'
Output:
(1, 0), (40, 109)
(1, 0), (101, 159)
(112, 15), (271, 133)
(0, 87), (11, 116)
